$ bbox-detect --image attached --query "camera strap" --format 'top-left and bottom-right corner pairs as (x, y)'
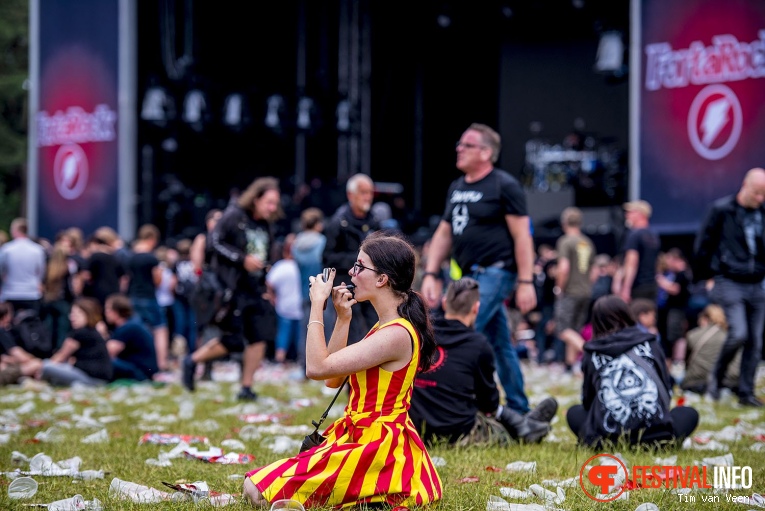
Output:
(311, 376), (349, 434)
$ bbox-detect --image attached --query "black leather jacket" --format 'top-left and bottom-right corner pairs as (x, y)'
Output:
(209, 205), (272, 295)
(322, 203), (379, 286)
(693, 195), (765, 283)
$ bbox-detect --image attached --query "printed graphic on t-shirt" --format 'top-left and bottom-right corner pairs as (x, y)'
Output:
(450, 190), (483, 237)
(743, 209), (762, 255)
(452, 204), (469, 236)
(246, 227), (269, 268)
(592, 343), (663, 433)
(576, 241), (593, 274)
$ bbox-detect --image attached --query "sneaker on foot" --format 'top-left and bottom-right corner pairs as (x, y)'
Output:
(237, 388), (258, 401)
(526, 397), (558, 423)
(200, 362), (213, 382)
(521, 420), (551, 444)
(738, 395), (764, 407)
(182, 355), (195, 392)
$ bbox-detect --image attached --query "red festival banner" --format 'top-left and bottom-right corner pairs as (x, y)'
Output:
(28, 0), (135, 241)
(631, 0), (765, 233)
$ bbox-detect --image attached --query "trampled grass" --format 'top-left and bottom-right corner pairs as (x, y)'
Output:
(0, 361), (763, 510)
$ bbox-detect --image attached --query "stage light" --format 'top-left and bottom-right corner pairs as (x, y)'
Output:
(337, 99), (351, 132)
(296, 97), (314, 130)
(182, 89), (207, 126)
(595, 31), (624, 73)
(141, 85), (174, 124)
(265, 94), (285, 131)
(223, 93), (251, 131)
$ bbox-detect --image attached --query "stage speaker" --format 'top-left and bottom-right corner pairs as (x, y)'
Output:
(527, 189), (574, 230)
(580, 206), (620, 235)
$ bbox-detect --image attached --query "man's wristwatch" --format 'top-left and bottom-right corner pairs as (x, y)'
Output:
(423, 271), (441, 280)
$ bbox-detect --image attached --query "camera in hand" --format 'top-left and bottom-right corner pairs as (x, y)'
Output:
(309, 268), (355, 309)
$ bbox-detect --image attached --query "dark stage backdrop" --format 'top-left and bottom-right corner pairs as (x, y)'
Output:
(134, 1), (631, 234)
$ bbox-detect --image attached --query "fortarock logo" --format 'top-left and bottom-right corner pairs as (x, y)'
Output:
(687, 84), (742, 161)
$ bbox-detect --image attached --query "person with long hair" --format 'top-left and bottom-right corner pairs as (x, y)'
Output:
(183, 178), (281, 400)
(42, 241), (75, 349)
(566, 295), (698, 449)
(243, 231), (442, 508)
(20, 297), (112, 386)
(682, 304), (740, 395)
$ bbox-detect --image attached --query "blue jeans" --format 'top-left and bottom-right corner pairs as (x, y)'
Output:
(112, 358), (152, 381)
(172, 299), (197, 353)
(131, 297), (167, 328)
(275, 315), (301, 356)
(534, 303), (554, 363)
(41, 299), (71, 349)
(470, 266), (530, 413)
(710, 277), (765, 398)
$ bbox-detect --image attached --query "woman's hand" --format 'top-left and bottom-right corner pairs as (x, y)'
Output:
(332, 284), (356, 321)
(309, 268), (335, 307)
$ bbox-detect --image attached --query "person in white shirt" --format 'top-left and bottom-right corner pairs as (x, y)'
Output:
(0, 218), (47, 314)
(266, 234), (303, 364)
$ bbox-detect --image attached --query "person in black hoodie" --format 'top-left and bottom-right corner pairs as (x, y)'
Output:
(567, 295), (698, 449)
(410, 277), (557, 446)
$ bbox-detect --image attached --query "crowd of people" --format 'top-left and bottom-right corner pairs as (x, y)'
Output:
(0, 123), (762, 509)
(528, 168), (765, 409)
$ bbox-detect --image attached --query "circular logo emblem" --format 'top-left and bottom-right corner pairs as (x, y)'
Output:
(579, 453), (628, 502)
(687, 84), (742, 161)
(53, 143), (89, 200)
(423, 346), (447, 373)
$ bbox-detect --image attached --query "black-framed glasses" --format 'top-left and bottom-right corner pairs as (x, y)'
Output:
(455, 141), (485, 150)
(351, 262), (379, 276)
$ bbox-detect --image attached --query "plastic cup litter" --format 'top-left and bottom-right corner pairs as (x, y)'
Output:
(270, 499), (306, 511)
(7, 476), (38, 499)
(47, 494), (85, 510)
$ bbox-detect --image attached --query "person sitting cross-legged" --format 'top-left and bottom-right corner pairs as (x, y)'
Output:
(567, 295), (699, 449)
(410, 277), (558, 446)
(20, 297), (112, 387)
(103, 294), (158, 382)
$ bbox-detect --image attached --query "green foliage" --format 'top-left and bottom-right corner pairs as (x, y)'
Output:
(0, 0), (29, 227)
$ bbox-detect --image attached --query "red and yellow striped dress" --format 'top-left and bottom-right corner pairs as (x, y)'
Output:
(246, 318), (443, 508)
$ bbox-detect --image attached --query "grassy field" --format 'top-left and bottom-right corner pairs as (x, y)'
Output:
(0, 361), (763, 510)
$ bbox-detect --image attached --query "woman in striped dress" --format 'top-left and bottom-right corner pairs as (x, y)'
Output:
(244, 232), (442, 508)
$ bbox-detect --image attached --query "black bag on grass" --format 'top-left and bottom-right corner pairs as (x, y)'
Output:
(13, 309), (53, 359)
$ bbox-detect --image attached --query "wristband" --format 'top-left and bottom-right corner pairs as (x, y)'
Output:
(517, 279), (534, 285)
(423, 272), (441, 280)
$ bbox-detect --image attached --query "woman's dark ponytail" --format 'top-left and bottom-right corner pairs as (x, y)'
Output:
(361, 231), (437, 372)
(398, 289), (436, 372)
